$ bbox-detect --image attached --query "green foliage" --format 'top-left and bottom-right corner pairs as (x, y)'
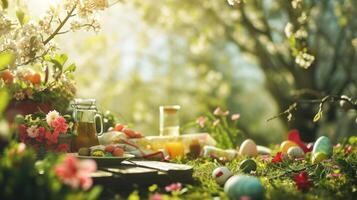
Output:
(0, 52), (12, 70)
(0, 89), (9, 115)
(0, 142), (102, 200)
(1, 0), (8, 9)
(124, 137), (357, 200)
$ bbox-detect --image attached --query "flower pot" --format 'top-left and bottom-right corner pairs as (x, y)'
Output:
(5, 100), (53, 123)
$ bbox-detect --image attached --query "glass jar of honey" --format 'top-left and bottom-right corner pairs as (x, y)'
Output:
(71, 99), (103, 152)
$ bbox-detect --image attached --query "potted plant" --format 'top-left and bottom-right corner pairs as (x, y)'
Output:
(16, 110), (74, 159)
(0, 0), (110, 121)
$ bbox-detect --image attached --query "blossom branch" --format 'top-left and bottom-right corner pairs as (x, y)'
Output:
(43, 5), (76, 45)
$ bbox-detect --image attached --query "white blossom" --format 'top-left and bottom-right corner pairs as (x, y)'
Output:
(0, 13), (12, 35)
(46, 110), (60, 126)
(295, 52), (315, 69)
(26, 125), (39, 138)
(227, 0), (241, 6)
(284, 23), (294, 38)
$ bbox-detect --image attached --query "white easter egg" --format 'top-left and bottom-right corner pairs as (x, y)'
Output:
(239, 139), (258, 157)
(212, 166), (233, 185)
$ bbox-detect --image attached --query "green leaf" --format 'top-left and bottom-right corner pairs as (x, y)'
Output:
(86, 186), (102, 200)
(16, 9), (25, 25)
(54, 54), (68, 66)
(43, 54), (52, 61)
(65, 63), (76, 73)
(1, 0), (8, 9)
(0, 52), (12, 70)
(0, 89), (9, 115)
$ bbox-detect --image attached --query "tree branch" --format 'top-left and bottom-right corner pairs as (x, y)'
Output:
(43, 5), (76, 45)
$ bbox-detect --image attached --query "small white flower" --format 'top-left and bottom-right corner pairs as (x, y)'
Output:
(27, 125), (39, 138)
(46, 110), (60, 126)
(284, 23), (294, 38)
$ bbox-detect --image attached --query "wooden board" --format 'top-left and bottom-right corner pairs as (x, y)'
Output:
(92, 161), (194, 189)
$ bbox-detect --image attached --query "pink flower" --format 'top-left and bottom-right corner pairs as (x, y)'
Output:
(212, 119), (220, 126)
(150, 194), (164, 200)
(345, 145), (353, 154)
(260, 155), (270, 162)
(294, 171), (311, 191)
(17, 143), (26, 155)
(240, 196), (251, 200)
(165, 182), (182, 192)
(26, 125), (39, 138)
(213, 107), (229, 116)
(45, 131), (60, 145)
(327, 173), (342, 178)
(231, 114), (240, 121)
(196, 116), (207, 128)
(51, 116), (68, 134)
(55, 155), (96, 190)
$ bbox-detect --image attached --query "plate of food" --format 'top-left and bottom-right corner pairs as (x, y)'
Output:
(72, 145), (135, 167)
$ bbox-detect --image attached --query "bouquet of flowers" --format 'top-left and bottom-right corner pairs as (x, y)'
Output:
(16, 110), (74, 155)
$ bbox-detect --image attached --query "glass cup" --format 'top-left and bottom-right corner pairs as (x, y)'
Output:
(159, 105), (180, 136)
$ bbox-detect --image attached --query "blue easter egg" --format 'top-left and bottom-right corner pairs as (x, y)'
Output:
(224, 175), (264, 200)
(312, 136), (332, 156)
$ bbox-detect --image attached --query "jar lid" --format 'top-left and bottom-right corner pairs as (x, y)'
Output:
(72, 98), (97, 110)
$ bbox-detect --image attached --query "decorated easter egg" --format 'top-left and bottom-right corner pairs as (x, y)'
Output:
(239, 159), (257, 173)
(238, 139), (258, 157)
(257, 145), (271, 155)
(312, 136), (332, 156)
(280, 140), (298, 153)
(212, 166), (233, 185)
(224, 175), (264, 200)
(312, 152), (328, 163)
(287, 146), (305, 159)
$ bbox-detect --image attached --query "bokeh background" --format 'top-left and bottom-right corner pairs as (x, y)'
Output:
(25, 0), (357, 144)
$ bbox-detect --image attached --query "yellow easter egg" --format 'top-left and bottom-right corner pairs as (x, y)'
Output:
(280, 140), (298, 153)
(312, 152), (327, 164)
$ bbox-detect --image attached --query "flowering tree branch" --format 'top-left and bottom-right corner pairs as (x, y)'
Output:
(43, 5), (76, 45)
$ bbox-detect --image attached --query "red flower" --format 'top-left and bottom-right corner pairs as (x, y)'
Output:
(165, 182), (182, 192)
(35, 127), (46, 142)
(18, 124), (29, 143)
(45, 131), (60, 145)
(345, 145), (353, 154)
(55, 155), (96, 190)
(56, 144), (69, 153)
(294, 171), (311, 191)
(288, 129), (310, 153)
(272, 152), (284, 163)
(51, 116), (68, 134)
